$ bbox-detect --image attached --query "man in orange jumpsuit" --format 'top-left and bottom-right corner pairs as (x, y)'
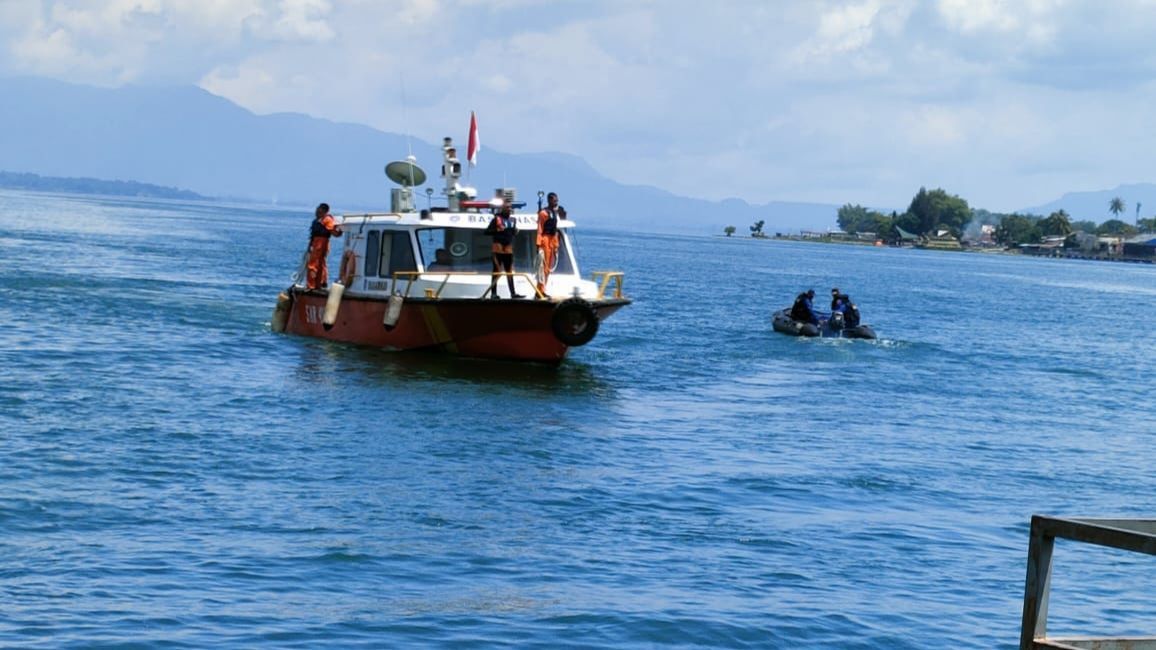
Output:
(536, 192), (562, 297)
(306, 202), (343, 289)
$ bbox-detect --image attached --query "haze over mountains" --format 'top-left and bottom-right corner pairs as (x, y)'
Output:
(1021, 184), (1156, 224)
(0, 76), (840, 235)
(2, 76), (1151, 234)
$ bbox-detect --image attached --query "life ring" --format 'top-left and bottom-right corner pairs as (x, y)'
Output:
(550, 298), (600, 347)
(339, 249), (357, 286)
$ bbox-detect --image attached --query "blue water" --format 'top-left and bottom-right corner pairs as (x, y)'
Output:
(4, 189), (1156, 648)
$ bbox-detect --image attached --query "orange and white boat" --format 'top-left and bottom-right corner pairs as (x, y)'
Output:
(271, 134), (630, 364)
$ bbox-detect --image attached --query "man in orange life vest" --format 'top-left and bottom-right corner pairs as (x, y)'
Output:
(306, 202), (343, 290)
(536, 192), (562, 297)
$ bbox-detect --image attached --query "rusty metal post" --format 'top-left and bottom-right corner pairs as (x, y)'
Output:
(1020, 515), (1055, 650)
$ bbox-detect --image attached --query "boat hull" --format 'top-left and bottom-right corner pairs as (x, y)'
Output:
(772, 309), (876, 339)
(282, 287), (630, 363)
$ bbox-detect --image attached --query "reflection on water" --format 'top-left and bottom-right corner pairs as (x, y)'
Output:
(288, 337), (615, 397)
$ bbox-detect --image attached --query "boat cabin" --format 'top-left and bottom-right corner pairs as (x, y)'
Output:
(338, 208), (582, 299)
(330, 136), (596, 301)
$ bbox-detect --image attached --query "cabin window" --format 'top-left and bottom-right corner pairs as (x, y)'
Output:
(416, 226), (574, 275)
(364, 231), (380, 277)
(376, 231), (417, 279)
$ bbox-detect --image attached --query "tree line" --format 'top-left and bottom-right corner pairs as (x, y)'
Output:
(831, 188), (1151, 245)
(0, 170), (206, 200)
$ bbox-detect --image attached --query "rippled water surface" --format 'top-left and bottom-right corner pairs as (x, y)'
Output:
(4, 190), (1156, 648)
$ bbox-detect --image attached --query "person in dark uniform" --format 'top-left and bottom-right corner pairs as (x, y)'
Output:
(485, 204), (524, 299)
(790, 289), (818, 324)
(841, 294), (861, 328)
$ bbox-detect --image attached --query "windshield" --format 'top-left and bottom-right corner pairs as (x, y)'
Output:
(415, 227), (574, 274)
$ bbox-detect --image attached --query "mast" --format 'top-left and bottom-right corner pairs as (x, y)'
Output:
(441, 137), (475, 211)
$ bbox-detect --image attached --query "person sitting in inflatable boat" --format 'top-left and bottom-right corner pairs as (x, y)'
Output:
(790, 289), (819, 325)
(830, 291), (861, 329)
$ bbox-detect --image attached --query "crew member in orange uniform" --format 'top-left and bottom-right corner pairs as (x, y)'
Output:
(535, 192), (562, 297)
(306, 202), (343, 290)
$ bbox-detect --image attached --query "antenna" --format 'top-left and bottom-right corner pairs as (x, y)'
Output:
(385, 158), (427, 213)
(399, 70), (412, 159)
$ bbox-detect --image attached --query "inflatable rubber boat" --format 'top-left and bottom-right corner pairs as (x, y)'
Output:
(772, 309), (876, 339)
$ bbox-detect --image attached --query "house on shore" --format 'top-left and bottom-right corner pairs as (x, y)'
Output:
(1123, 233), (1156, 258)
(917, 229), (962, 251)
(892, 226), (920, 247)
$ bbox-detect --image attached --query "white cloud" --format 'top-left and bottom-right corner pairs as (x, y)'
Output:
(792, 1), (914, 63)
(1, 0), (334, 83)
(246, 0), (335, 42)
(937, 0), (1020, 33)
(7, 1), (1156, 212)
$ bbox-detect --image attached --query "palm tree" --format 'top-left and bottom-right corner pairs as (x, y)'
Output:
(1137, 202), (1143, 227)
(1109, 196), (1126, 219)
(1040, 209), (1073, 236)
(750, 220), (765, 237)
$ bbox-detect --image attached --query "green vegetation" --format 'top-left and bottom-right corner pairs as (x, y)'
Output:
(1097, 219), (1135, 236)
(1039, 210), (1073, 237)
(837, 187), (971, 240)
(836, 204), (892, 235)
(826, 186), (1156, 250)
(994, 214), (1040, 245)
(1109, 196), (1126, 219)
(901, 187), (970, 237)
(750, 220), (766, 238)
(724, 225), (736, 237)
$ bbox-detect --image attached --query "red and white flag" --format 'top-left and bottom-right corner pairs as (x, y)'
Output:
(467, 111), (479, 166)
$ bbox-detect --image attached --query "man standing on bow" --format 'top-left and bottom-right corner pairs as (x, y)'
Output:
(486, 203), (524, 299)
(306, 202), (343, 290)
(536, 192), (562, 297)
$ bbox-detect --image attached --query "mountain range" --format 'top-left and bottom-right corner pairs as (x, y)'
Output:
(3, 75), (1152, 233)
(1020, 184), (1156, 223)
(0, 76), (838, 235)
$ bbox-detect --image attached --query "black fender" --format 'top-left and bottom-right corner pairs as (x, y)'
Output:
(550, 298), (600, 346)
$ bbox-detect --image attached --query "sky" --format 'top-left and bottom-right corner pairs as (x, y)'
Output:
(1, 0), (1155, 213)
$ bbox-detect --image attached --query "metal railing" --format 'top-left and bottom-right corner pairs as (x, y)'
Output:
(385, 270), (627, 301)
(1021, 515), (1156, 649)
(391, 271), (544, 300)
(591, 271), (625, 299)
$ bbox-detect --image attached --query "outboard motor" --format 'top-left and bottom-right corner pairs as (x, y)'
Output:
(829, 311), (845, 331)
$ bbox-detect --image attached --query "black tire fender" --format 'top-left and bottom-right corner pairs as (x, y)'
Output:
(550, 298), (600, 346)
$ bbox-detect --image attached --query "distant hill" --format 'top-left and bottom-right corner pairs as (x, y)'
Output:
(1020, 183), (1156, 222)
(0, 170), (205, 200)
(0, 76), (838, 235)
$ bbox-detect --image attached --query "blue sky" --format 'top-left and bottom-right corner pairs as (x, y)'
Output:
(2, 0), (1154, 212)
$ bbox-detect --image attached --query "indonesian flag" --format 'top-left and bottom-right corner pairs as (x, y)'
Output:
(467, 111), (479, 166)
